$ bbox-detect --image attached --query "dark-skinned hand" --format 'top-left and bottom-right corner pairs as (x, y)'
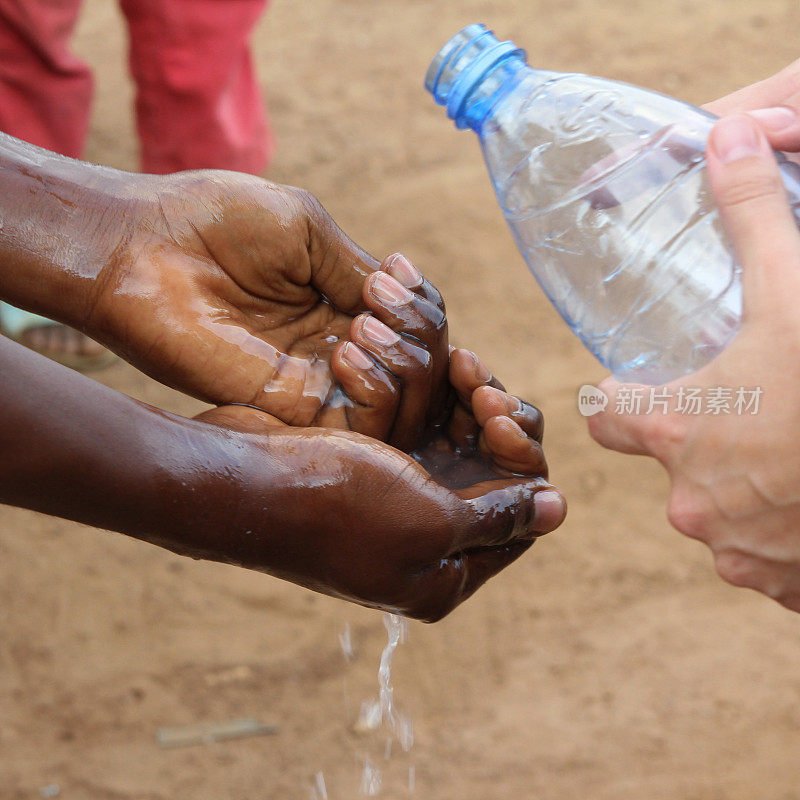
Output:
(191, 352), (563, 621)
(82, 172), (450, 447)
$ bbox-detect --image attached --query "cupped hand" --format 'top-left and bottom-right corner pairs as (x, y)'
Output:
(190, 399), (564, 622)
(89, 172), (449, 442)
(588, 114), (800, 611)
(408, 348), (549, 490)
(331, 296), (555, 493)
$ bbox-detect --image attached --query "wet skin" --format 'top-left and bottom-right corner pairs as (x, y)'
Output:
(0, 332), (563, 621)
(0, 135), (452, 447)
(0, 133), (566, 619)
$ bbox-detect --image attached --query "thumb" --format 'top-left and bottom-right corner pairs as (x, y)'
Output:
(706, 114), (800, 319)
(452, 480), (566, 551)
(746, 106), (800, 154)
(298, 189), (381, 313)
(586, 377), (671, 458)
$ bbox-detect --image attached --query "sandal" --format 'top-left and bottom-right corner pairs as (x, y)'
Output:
(0, 303), (118, 372)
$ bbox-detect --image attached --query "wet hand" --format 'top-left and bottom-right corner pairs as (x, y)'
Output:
(191, 403), (564, 622)
(328, 252), (451, 450)
(410, 348), (553, 491)
(331, 260), (554, 480)
(89, 173), (449, 439)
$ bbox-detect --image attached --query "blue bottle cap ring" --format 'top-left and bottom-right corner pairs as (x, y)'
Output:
(446, 40), (526, 125)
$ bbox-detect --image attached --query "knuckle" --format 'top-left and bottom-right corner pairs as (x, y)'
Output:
(529, 443), (549, 479)
(412, 346), (433, 373)
(392, 344), (432, 377)
(715, 168), (784, 210)
(501, 492), (534, 543)
(287, 184), (318, 211)
(520, 403), (544, 439)
(411, 301), (446, 336)
(645, 413), (686, 460)
(713, 548), (758, 589)
(288, 186), (333, 236)
(666, 489), (714, 541)
(470, 495), (523, 547)
(419, 279), (446, 314)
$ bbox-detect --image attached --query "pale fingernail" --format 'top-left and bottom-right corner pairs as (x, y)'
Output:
(494, 388), (523, 415)
(341, 342), (373, 370)
(481, 384), (505, 402)
(500, 416), (528, 440)
(362, 315), (400, 346)
(387, 253), (423, 288)
(748, 106), (797, 131)
(372, 271), (414, 304)
(712, 116), (762, 163)
(469, 351), (492, 383)
(532, 490), (566, 533)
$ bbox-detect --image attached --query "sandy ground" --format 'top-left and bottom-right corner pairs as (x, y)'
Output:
(3, 0), (800, 798)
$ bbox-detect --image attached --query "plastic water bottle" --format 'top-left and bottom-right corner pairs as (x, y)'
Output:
(425, 24), (800, 383)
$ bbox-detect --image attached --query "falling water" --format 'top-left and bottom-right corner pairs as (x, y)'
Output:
(312, 612), (415, 798)
(354, 613), (414, 795)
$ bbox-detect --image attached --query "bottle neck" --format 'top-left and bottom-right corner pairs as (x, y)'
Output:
(453, 56), (528, 130)
(426, 24), (529, 131)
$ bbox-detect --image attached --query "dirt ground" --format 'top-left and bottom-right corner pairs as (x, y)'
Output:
(3, 0), (800, 798)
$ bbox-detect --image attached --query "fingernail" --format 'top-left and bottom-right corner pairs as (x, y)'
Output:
(362, 315), (400, 346)
(371, 272), (414, 304)
(748, 105), (797, 131)
(495, 389), (523, 415)
(469, 350), (492, 383)
(712, 115), (763, 163)
(499, 416), (528, 440)
(532, 490), (566, 533)
(387, 253), (423, 288)
(341, 342), (373, 370)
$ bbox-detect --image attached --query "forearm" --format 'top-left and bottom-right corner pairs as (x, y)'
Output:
(0, 333), (261, 558)
(0, 133), (142, 328)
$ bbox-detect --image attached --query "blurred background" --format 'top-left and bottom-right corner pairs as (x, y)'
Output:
(3, 0), (800, 797)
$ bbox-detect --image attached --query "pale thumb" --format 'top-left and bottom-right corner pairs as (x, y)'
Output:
(586, 377), (667, 458)
(706, 114), (800, 318)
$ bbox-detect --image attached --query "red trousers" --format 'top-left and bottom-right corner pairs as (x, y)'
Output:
(0, 0), (272, 174)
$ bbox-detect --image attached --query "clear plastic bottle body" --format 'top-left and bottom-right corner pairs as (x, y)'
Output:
(427, 26), (800, 383)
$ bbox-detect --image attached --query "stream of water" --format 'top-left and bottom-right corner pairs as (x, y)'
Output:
(311, 612), (415, 798)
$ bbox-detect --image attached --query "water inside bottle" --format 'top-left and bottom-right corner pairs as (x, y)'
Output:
(479, 71), (742, 382)
(425, 25), (798, 383)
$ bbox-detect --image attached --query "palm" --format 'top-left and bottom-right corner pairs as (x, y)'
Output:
(411, 433), (510, 491)
(409, 407), (546, 494)
(98, 172), (378, 428)
(192, 403), (558, 621)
